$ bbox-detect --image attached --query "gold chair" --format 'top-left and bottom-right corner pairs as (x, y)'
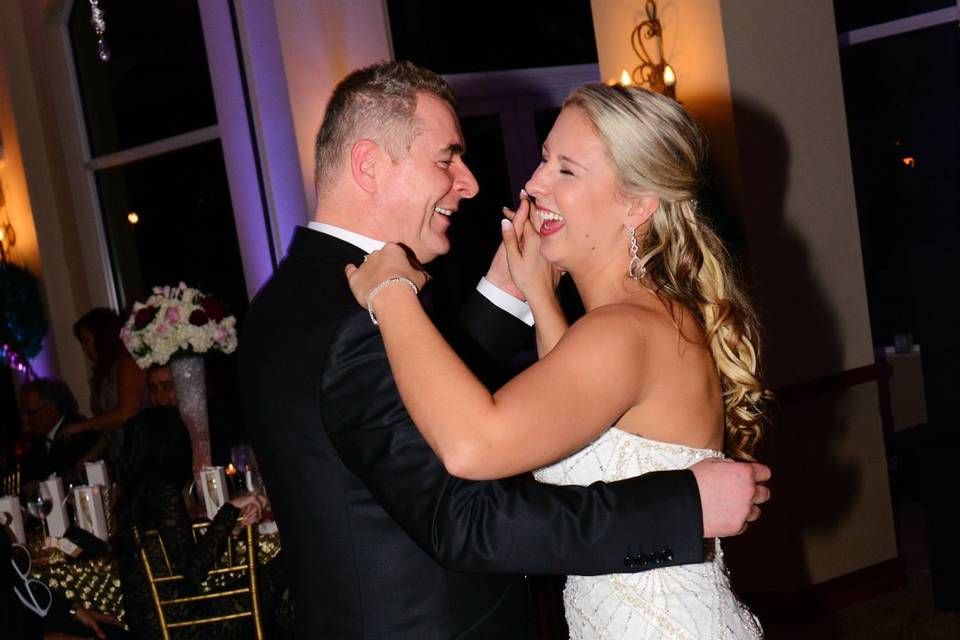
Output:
(1, 466), (20, 496)
(134, 522), (264, 640)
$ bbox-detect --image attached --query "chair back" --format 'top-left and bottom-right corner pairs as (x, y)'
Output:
(133, 522), (264, 640)
(0, 467), (19, 496)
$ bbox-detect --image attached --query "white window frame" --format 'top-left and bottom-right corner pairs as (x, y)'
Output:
(837, 4), (960, 47)
(39, 0), (305, 310)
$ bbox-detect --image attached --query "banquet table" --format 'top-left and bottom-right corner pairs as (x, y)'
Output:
(28, 523), (282, 623)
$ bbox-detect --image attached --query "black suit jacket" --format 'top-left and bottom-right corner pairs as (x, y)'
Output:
(19, 414), (98, 484)
(239, 227), (704, 639)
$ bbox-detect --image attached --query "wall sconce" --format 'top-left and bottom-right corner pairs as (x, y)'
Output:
(0, 183), (13, 264)
(0, 218), (15, 265)
(613, 1), (676, 99)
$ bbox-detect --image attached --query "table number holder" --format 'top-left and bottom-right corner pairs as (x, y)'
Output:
(42, 476), (69, 538)
(0, 495), (26, 544)
(84, 461), (110, 487)
(198, 466), (227, 520)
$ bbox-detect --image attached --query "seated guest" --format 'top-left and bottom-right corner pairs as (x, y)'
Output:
(113, 407), (291, 639)
(16, 378), (100, 483)
(146, 365), (178, 408)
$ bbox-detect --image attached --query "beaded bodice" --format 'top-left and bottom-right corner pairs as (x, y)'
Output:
(534, 429), (762, 639)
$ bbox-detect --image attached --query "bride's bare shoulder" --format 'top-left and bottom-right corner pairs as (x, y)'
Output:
(564, 297), (700, 351)
(561, 302), (659, 346)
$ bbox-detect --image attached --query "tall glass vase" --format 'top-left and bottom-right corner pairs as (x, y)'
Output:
(169, 355), (211, 472)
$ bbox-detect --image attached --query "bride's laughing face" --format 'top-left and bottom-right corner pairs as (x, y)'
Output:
(524, 106), (634, 275)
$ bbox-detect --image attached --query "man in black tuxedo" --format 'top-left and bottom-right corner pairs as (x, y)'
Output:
(240, 61), (770, 639)
(17, 378), (98, 484)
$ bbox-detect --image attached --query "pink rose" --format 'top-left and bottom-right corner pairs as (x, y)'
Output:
(119, 326), (132, 340)
(213, 327), (228, 344)
(165, 307), (181, 323)
(155, 323), (170, 337)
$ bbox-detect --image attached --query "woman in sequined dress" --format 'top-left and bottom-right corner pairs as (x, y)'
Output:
(112, 407), (292, 639)
(347, 84), (769, 638)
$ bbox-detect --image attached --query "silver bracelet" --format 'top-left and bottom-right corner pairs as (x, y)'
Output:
(367, 277), (419, 325)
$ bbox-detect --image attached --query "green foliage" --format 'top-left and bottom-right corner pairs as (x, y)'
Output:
(0, 262), (48, 362)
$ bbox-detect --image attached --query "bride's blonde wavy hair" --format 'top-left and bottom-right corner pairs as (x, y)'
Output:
(564, 84), (768, 460)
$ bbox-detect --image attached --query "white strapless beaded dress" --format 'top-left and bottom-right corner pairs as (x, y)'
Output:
(534, 428), (762, 639)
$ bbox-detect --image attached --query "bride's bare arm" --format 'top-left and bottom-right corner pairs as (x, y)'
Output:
(346, 248), (645, 480)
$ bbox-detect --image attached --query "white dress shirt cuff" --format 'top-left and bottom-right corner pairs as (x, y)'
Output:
(476, 277), (534, 326)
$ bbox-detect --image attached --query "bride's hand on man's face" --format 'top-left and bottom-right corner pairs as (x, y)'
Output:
(344, 243), (430, 308)
(502, 193), (563, 304)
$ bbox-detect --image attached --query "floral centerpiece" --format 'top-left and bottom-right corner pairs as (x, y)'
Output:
(121, 282), (237, 472)
(121, 282), (237, 369)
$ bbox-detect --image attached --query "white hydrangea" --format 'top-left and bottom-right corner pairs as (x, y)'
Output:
(121, 282), (238, 369)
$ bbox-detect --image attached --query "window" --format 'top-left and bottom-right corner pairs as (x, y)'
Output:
(386, 0), (598, 74)
(837, 6), (960, 422)
(67, 0), (248, 316)
(834, 0), (956, 32)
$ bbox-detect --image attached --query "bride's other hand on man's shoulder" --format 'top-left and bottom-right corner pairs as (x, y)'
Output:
(345, 243), (430, 305)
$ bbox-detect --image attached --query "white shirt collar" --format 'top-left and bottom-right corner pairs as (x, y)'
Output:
(306, 222), (385, 255)
(45, 415), (66, 450)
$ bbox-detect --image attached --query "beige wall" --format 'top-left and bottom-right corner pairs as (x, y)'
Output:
(591, 0), (896, 591)
(269, 0), (392, 215)
(0, 0), (93, 409)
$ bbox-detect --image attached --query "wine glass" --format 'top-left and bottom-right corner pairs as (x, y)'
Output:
(231, 444), (265, 493)
(62, 468), (84, 526)
(23, 483), (53, 544)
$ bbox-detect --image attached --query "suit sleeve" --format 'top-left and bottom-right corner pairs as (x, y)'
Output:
(320, 310), (705, 576)
(458, 288), (534, 366)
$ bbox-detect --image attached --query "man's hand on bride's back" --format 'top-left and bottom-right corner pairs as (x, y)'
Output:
(690, 458), (771, 538)
(345, 243), (430, 307)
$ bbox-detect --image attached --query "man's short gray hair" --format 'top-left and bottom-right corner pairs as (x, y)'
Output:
(313, 60), (457, 197)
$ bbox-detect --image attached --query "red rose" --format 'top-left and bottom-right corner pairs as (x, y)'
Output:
(201, 298), (226, 321)
(189, 309), (209, 326)
(133, 306), (158, 330)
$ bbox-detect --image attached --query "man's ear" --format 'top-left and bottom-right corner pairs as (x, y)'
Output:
(625, 194), (660, 229)
(350, 139), (382, 194)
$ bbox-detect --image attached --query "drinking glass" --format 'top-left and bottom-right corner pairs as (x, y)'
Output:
(24, 483), (53, 541)
(230, 444), (265, 493)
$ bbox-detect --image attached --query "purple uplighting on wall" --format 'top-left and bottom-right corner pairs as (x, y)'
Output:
(198, 1), (308, 298)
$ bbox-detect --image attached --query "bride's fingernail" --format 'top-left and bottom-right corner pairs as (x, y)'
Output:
(501, 219), (513, 230)
(520, 188), (528, 199)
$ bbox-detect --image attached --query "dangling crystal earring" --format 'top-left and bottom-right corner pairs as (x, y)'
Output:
(627, 226), (646, 280)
